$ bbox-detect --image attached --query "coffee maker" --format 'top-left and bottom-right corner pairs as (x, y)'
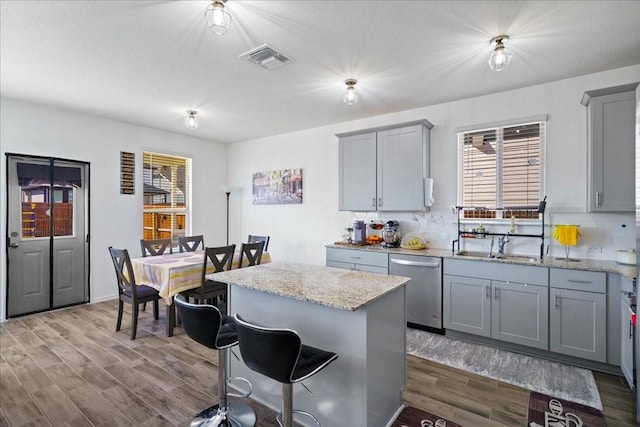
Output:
(382, 220), (400, 248)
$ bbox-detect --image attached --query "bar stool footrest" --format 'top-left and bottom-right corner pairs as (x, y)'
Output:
(277, 409), (321, 427)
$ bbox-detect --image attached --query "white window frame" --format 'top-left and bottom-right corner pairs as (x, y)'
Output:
(456, 116), (546, 220)
(142, 151), (192, 243)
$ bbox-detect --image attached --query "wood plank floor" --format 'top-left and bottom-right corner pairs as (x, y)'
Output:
(0, 300), (636, 426)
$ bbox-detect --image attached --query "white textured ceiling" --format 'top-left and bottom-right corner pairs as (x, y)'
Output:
(1, 1), (639, 143)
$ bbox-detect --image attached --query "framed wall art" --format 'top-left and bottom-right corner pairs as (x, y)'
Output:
(252, 168), (303, 205)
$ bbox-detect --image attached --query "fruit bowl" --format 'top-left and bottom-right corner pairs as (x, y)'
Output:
(400, 234), (427, 250)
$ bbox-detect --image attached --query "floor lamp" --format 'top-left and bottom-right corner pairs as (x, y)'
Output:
(225, 190), (230, 245)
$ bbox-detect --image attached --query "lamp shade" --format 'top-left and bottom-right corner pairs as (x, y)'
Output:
(185, 110), (198, 130)
(488, 36), (512, 72)
(343, 79), (358, 105)
(205, 0), (231, 35)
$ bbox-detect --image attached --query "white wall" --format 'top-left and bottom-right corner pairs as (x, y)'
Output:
(228, 65), (640, 265)
(0, 98), (228, 320)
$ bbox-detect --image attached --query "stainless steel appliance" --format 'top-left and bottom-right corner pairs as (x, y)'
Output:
(382, 220), (400, 248)
(353, 220), (366, 244)
(389, 254), (443, 332)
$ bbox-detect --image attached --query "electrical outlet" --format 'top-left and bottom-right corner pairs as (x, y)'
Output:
(587, 245), (602, 252)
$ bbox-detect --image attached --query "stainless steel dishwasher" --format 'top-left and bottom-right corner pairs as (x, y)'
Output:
(389, 253), (443, 332)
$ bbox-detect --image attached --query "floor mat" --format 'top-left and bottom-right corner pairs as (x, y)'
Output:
(391, 406), (462, 427)
(528, 391), (606, 426)
(407, 328), (603, 410)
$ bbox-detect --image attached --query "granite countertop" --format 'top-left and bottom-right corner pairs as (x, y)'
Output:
(326, 244), (636, 281)
(208, 261), (410, 311)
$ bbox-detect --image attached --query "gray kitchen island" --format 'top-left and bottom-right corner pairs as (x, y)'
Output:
(209, 261), (410, 427)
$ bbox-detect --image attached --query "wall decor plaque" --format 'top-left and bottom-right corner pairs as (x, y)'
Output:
(120, 151), (135, 195)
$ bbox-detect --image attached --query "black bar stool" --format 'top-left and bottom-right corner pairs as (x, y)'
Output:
(174, 295), (255, 427)
(233, 314), (338, 427)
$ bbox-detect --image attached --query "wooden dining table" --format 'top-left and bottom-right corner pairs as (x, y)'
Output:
(130, 250), (271, 336)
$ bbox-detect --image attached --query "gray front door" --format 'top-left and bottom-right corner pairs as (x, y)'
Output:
(7, 155), (89, 317)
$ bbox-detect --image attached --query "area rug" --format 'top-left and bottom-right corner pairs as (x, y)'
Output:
(407, 328), (603, 410)
(528, 391), (606, 426)
(391, 406), (462, 427)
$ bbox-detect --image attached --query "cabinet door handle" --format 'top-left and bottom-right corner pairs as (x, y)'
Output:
(555, 295), (560, 309)
(595, 191), (601, 206)
(630, 320), (634, 339)
(349, 256), (361, 260)
(378, 197), (382, 207)
(372, 198), (376, 208)
(567, 279), (593, 284)
(485, 285), (490, 299)
(494, 288), (499, 299)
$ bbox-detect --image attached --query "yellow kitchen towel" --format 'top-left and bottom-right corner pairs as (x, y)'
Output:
(553, 225), (581, 246)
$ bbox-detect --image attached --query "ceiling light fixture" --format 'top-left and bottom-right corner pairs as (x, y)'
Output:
(185, 110), (199, 130)
(488, 35), (512, 72)
(343, 79), (358, 105)
(205, 0), (231, 35)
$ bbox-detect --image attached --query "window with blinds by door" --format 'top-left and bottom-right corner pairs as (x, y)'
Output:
(457, 120), (545, 219)
(142, 152), (191, 245)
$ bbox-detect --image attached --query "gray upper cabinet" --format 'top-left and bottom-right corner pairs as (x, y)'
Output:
(337, 120), (432, 211)
(582, 84), (638, 212)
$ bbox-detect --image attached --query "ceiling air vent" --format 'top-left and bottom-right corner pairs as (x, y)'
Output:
(239, 43), (293, 70)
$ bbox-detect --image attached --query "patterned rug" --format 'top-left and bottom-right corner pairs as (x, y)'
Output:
(391, 406), (461, 427)
(528, 391), (606, 426)
(407, 328), (603, 410)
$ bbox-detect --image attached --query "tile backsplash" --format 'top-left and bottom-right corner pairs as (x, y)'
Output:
(352, 208), (635, 261)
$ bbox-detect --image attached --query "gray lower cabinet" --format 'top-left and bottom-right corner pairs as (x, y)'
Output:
(549, 268), (607, 363)
(443, 259), (549, 350)
(444, 275), (491, 337)
(326, 247), (388, 274)
(621, 299), (634, 389)
(491, 280), (549, 350)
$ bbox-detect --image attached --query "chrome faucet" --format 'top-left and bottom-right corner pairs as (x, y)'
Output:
(497, 233), (510, 256)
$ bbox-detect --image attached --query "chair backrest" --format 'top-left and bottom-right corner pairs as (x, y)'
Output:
(108, 247), (136, 299)
(239, 242), (264, 268)
(201, 244), (236, 285)
(178, 235), (204, 253)
(234, 314), (301, 384)
(174, 294), (226, 350)
(140, 238), (173, 257)
(247, 234), (270, 252)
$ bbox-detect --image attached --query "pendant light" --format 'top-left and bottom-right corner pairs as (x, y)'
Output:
(488, 36), (512, 72)
(205, 0), (232, 35)
(185, 110), (199, 130)
(343, 79), (358, 105)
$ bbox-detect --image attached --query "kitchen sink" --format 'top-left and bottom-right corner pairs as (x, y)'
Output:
(455, 251), (540, 263)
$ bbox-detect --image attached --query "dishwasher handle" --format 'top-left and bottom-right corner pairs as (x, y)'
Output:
(390, 258), (440, 268)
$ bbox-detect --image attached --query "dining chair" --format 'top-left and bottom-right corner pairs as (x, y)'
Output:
(247, 234), (270, 252)
(238, 242), (264, 268)
(108, 247), (161, 340)
(178, 234), (204, 253)
(140, 238), (173, 257)
(181, 244), (236, 315)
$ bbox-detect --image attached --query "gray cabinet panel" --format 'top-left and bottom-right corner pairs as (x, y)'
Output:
(326, 248), (388, 274)
(550, 268), (606, 293)
(585, 88), (636, 212)
(443, 275), (491, 337)
(491, 281), (549, 350)
(444, 258), (548, 286)
(338, 132), (377, 211)
(377, 125), (426, 211)
(550, 288), (606, 362)
(337, 120), (432, 212)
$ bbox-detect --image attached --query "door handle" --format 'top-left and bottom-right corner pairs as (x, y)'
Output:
(390, 259), (440, 268)
(595, 191), (601, 207)
(9, 243), (19, 248)
(485, 285), (490, 299)
(494, 288), (499, 299)
(555, 295), (560, 309)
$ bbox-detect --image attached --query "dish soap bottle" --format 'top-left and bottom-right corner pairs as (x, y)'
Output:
(476, 223), (486, 239)
(509, 215), (516, 233)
